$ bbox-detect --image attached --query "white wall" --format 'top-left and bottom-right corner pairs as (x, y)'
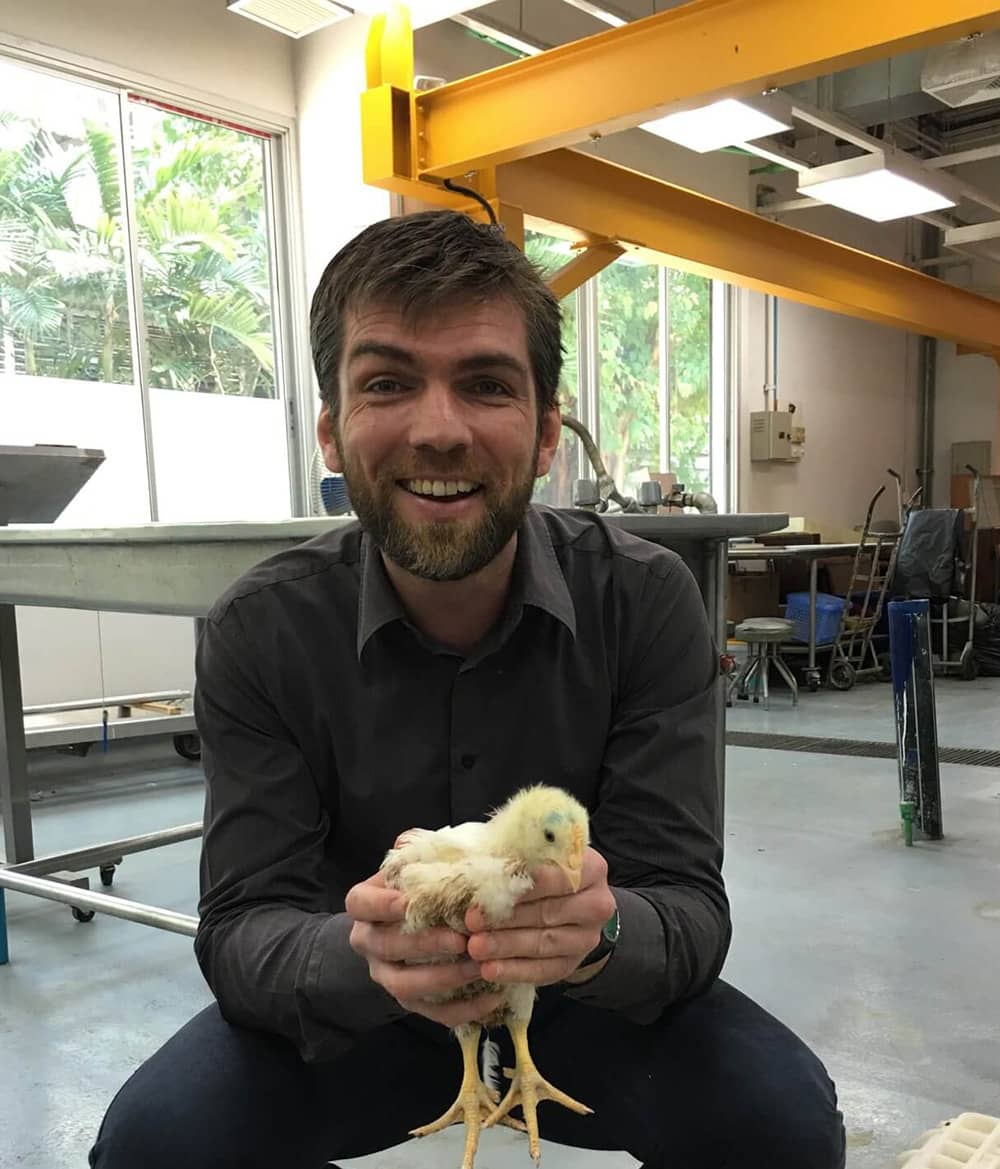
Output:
(0, 0), (296, 119)
(930, 158), (1000, 502)
(737, 208), (920, 536)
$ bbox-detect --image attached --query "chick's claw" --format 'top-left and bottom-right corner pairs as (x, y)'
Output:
(409, 1026), (526, 1169)
(485, 1024), (593, 1165)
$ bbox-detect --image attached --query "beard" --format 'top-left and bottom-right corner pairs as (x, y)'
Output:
(335, 439), (540, 582)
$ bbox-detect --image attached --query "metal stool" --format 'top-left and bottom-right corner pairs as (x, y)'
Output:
(728, 617), (799, 709)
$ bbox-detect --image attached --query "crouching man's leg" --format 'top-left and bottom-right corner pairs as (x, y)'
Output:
(523, 980), (846, 1169)
(89, 1003), (461, 1169)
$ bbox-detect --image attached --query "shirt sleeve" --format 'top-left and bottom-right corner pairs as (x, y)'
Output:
(193, 606), (406, 1063)
(564, 555), (731, 1021)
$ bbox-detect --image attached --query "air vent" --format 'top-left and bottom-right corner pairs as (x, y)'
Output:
(922, 32), (1000, 108)
(227, 0), (352, 38)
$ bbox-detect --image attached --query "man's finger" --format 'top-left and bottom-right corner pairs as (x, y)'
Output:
(467, 925), (595, 964)
(345, 877), (406, 923)
(372, 956), (481, 1001)
(361, 923), (468, 962)
(478, 956), (580, 987)
(399, 992), (506, 1029)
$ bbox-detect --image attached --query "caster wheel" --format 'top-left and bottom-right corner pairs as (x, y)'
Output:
(99, 864), (116, 888)
(807, 676), (820, 693)
(878, 652), (892, 682)
(829, 661), (856, 691)
(173, 733), (201, 761)
(72, 907), (96, 923)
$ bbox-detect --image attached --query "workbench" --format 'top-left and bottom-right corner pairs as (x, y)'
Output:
(0, 509), (785, 962)
(727, 542), (872, 690)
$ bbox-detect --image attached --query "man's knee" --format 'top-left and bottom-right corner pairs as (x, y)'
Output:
(722, 1046), (846, 1169)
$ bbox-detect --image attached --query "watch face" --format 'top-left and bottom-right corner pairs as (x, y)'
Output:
(603, 908), (621, 945)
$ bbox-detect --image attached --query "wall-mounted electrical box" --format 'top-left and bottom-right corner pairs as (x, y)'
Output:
(750, 410), (805, 462)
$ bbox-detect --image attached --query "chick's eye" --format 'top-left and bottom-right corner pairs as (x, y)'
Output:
(544, 829), (556, 843)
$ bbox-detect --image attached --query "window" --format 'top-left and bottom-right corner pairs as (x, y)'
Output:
(0, 60), (133, 383)
(597, 259), (713, 499)
(0, 56), (293, 526)
(524, 229), (579, 508)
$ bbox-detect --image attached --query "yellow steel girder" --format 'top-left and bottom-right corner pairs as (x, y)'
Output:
(359, 3), (1000, 352)
(495, 150), (1000, 354)
(412, 0), (1000, 178)
(546, 241), (626, 299)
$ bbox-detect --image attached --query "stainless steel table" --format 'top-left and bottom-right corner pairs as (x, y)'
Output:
(1, 511), (786, 962)
(727, 542), (869, 690)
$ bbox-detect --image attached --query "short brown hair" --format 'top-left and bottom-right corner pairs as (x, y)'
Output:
(310, 211), (563, 422)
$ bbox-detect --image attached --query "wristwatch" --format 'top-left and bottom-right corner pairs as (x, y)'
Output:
(581, 906), (620, 968)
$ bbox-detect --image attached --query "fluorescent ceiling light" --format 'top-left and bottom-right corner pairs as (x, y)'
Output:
(641, 95), (793, 154)
(350, 0), (491, 28)
(227, 0), (351, 37)
(797, 152), (958, 223)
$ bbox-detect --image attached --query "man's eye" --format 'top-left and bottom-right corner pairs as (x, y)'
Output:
(471, 379), (510, 397)
(365, 379), (405, 394)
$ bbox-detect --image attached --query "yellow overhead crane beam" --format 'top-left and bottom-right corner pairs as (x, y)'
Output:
(412, 0), (1000, 178)
(360, 3), (1000, 357)
(496, 150), (1000, 354)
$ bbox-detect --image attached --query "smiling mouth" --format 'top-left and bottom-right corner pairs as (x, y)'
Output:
(399, 478), (483, 501)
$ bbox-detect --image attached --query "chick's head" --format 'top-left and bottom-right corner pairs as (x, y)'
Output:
(489, 785), (590, 892)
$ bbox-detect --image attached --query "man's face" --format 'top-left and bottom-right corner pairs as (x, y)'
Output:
(318, 296), (561, 581)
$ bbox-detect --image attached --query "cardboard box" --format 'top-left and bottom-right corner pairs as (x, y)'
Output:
(727, 571), (781, 623)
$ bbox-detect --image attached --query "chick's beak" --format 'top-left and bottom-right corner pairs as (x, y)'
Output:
(558, 824), (586, 893)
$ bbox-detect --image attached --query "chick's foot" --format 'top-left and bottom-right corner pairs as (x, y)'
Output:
(484, 1021), (593, 1165)
(410, 1025), (525, 1169)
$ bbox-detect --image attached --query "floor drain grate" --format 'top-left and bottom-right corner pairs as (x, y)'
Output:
(725, 732), (1000, 768)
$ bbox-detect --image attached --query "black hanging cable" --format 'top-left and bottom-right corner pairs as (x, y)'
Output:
(443, 177), (500, 228)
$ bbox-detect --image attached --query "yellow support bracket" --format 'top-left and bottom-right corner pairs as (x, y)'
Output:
(546, 241), (625, 300)
(412, 0), (1000, 178)
(496, 150), (1000, 353)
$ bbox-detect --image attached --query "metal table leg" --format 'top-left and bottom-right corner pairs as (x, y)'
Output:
(804, 558), (821, 691)
(0, 603), (34, 863)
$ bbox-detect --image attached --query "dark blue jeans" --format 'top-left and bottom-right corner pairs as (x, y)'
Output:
(89, 980), (845, 1169)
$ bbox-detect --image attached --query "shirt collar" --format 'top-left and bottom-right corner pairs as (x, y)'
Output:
(355, 505), (577, 660)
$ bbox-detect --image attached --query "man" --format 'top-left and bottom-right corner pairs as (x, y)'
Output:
(89, 211), (845, 1169)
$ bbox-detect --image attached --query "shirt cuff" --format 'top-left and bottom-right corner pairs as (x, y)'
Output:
(562, 886), (666, 1013)
(308, 913), (408, 1032)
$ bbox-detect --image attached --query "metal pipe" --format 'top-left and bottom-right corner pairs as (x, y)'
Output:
(22, 691), (191, 717)
(0, 869), (198, 937)
(8, 822), (203, 878)
(919, 223), (939, 506)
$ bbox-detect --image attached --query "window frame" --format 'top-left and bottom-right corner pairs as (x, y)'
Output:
(0, 35), (312, 518)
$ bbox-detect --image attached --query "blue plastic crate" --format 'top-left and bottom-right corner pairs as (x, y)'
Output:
(785, 591), (846, 645)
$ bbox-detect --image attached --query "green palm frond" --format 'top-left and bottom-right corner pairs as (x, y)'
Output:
(84, 122), (122, 219)
(187, 292), (273, 371)
(0, 283), (63, 338)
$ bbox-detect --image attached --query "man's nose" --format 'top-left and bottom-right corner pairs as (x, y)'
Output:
(408, 382), (472, 451)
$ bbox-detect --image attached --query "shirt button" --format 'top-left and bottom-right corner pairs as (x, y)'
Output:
(461, 754), (477, 769)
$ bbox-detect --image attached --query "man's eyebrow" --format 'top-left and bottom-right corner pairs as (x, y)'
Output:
(346, 341), (418, 366)
(453, 352), (529, 378)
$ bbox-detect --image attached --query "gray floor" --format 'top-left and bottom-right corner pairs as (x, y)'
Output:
(2, 676), (999, 1169)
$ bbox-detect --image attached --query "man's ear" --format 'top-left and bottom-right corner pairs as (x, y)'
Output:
(535, 404), (562, 479)
(317, 402), (343, 473)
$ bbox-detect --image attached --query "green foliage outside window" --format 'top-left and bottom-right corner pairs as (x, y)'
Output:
(0, 67), (275, 397)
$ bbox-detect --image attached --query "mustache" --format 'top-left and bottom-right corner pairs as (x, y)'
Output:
(383, 460), (485, 480)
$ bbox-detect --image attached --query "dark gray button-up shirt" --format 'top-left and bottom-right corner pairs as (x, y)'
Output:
(194, 505), (730, 1062)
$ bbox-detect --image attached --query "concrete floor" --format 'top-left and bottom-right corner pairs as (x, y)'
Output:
(2, 677), (999, 1169)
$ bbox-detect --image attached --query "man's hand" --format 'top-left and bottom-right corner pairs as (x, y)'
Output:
(465, 847), (616, 986)
(345, 871), (506, 1027)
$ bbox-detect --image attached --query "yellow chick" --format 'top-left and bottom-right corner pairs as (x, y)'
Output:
(379, 784), (593, 1169)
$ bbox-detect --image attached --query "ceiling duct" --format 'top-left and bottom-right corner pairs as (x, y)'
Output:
(227, 0), (351, 38)
(922, 32), (1000, 109)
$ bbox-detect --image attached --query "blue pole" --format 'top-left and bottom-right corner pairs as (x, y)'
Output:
(888, 599), (943, 842)
(0, 887), (8, 965)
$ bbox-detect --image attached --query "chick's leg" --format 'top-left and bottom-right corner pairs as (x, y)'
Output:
(410, 1024), (524, 1169)
(486, 1018), (593, 1165)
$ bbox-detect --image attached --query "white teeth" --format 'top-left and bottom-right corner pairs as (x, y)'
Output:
(404, 479), (479, 497)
